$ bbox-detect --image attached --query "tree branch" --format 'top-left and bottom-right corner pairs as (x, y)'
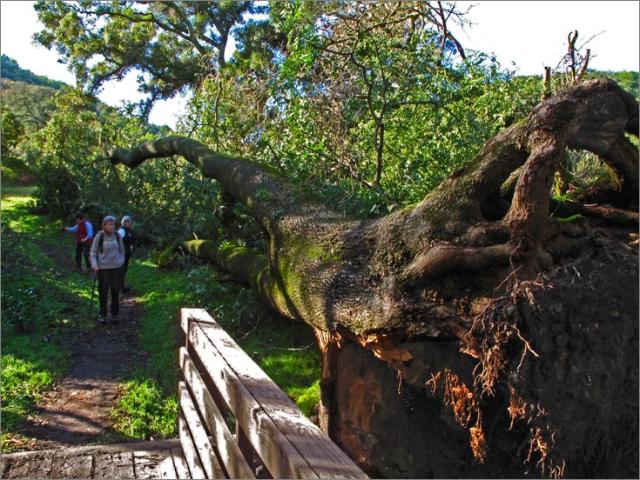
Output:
(108, 137), (339, 238)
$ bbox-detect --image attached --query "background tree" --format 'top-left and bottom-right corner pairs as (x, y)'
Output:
(178, 1), (542, 218)
(1, 106), (27, 183)
(34, 0), (268, 117)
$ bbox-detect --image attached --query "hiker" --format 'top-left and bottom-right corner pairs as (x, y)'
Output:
(63, 213), (94, 270)
(90, 215), (125, 323)
(117, 215), (134, 293)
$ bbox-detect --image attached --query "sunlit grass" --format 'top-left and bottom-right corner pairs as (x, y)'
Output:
(1, 193), (90, 451)
(1, 185), (36, 197)
(1, 345), (66, 432)
(111, 379), (178, 439)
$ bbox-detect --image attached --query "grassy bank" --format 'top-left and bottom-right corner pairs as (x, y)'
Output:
(1, 189), (95, 451)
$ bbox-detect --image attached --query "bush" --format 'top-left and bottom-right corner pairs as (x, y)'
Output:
(33, 163), (80, 218)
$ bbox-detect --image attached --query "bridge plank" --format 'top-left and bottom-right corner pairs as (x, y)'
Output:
(171, 448), (191, 480)
(49, 454), (93, 479)
(92, 451), (135, 479)
(183, 308), (367, 479)
(178, 410), (206, 479)
(158, 456), (178, 480)
(2, 454), (53, 479)
(133, 450), (172, 479)
(187, 317), (314, 478)
(180, 347), (255, 479)
(1, 443), (181, 480)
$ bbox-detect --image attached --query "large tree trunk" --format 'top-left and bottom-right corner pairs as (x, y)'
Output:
(110, 79), (639, 478)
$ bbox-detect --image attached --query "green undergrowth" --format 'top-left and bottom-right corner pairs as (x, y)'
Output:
(1, 191), (95, 452)
(554, 213), (583, 223)
(111, 377), (178, 439)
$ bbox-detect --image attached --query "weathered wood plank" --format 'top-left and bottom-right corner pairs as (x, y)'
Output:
(2, 454), (53, 479)
(178, 410), (206, 479)
(181, 307), (201, 342)
(92, 451), (135, 479)
(1, 439), (181, 461)
(133, 450), (173, 479)
(179, 381), (226, 479)
(1, 442), (183, 479)
(171, 448), (191, 480)
(184, 308), (367, 479)
(180, 347), (255, 479)
(187, 318), (319, 479)
(158, 456), (178, 480)
(205, 330), (366, 478)
(236, 421), (270, 479)
(49, 454), (93, 479)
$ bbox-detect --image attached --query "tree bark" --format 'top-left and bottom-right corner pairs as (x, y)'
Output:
(110, 79), (639, 478)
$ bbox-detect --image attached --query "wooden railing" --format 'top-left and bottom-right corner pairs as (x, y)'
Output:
(178, 308), (368, 479)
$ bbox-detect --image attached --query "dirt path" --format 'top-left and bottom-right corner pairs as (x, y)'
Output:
(19, 241), (147, 450)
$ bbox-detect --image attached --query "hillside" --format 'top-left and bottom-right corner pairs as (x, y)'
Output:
(1, 55), (170, 186)
(1, 55), (172, 134)
(0, 78), (58, 132)
(1, 54), (68, 89)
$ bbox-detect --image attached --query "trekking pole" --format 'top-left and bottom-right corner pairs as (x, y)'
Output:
(89, 273), (98, 316)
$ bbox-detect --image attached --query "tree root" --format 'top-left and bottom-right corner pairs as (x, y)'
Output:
(552, 200), (639, 226)
(402, 243), (513, 280)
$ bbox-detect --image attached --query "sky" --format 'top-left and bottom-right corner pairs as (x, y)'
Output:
(1, 1), (638, 129)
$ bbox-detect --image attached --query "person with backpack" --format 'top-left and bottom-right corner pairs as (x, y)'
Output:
(90, 215), (125, 323)
(64, 213), (94, 270)
(117, 215), (134, 293)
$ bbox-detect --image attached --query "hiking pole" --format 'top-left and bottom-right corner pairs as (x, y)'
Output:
(89, 273), (98, 316)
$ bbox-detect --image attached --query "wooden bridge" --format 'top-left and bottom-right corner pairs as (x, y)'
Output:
(1, 308), (367, 479)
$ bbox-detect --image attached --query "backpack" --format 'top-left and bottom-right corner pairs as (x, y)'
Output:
(121, 228), (134, 248)
(96, 231), (123, 255)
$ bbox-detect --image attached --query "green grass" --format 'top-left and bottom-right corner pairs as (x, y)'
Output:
(1, 193), (95, 451)
(111, 379), (178, 439)
(1, 185), (36, 197)
(1, 341), (67, 432)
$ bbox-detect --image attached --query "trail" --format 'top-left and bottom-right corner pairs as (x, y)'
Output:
(18, 239), (147, 450)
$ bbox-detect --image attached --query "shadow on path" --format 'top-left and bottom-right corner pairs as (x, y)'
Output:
(19, 240), (148, 450)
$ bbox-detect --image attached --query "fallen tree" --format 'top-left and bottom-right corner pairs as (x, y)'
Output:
(110, 79), (639, 478)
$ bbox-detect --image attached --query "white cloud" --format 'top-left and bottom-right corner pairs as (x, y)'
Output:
(148, 92), (192, 128)
(451, 1), (639, 75)
(0, 1), (75, 85)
